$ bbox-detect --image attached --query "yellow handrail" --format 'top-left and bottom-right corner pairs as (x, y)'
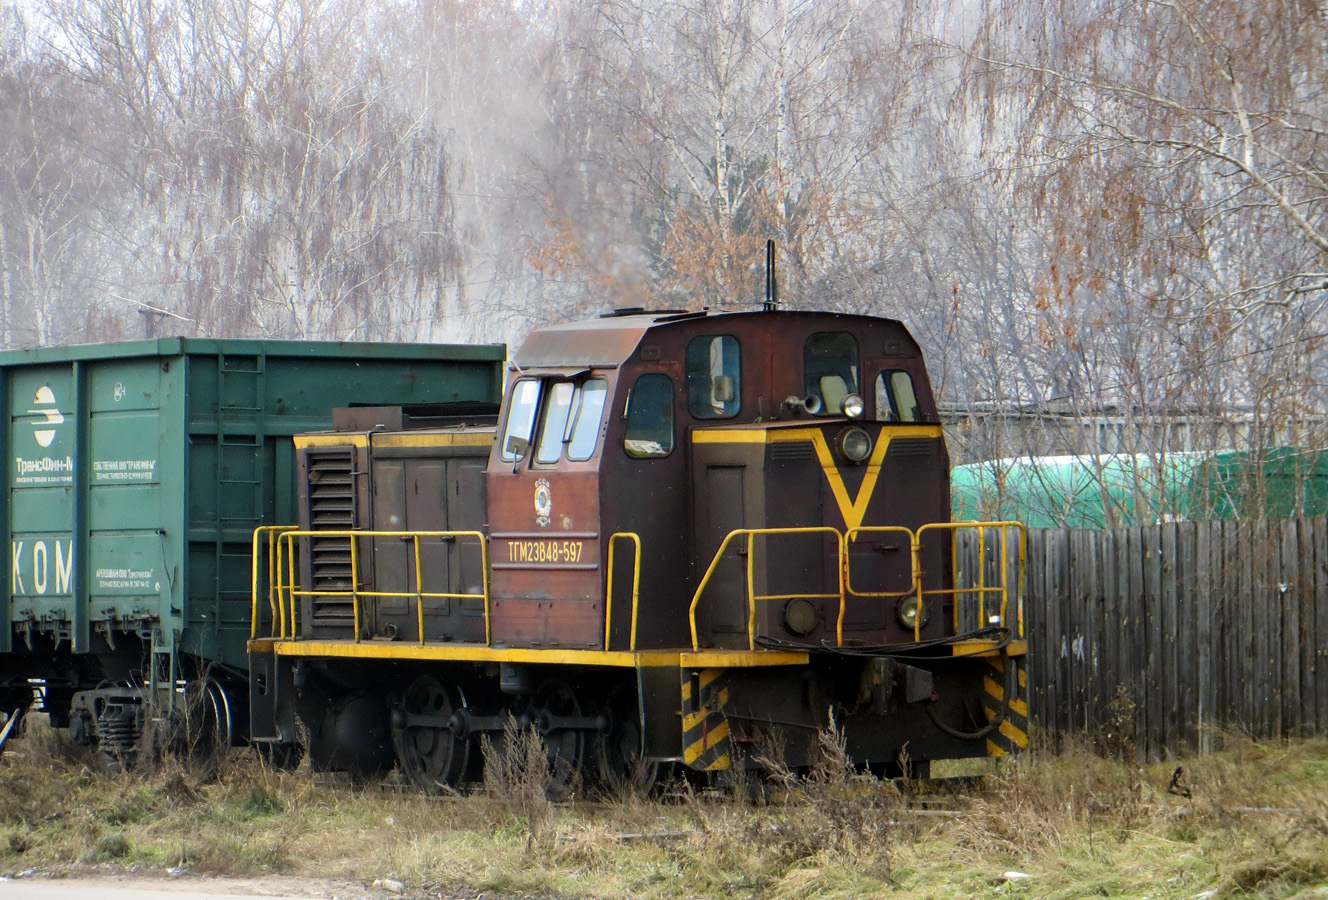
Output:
(916, 521), (1026, 639)
(266, 530), (491, 644)
(688, 527), (845, 651)
(251, 525), (297, 639)
(604, 532), (642, 651)
(255, 521), (1025, 651)
(842, 525), (920, 641)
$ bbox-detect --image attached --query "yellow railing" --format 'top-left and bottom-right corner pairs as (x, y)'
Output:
(691, 521), (1026, 650)
(256, 528), (647, 651)
(919, 521), (1026, 639)
(604, 532), (642, 651)
(257, 529), (491, 644)
(251, 525), (298, 639)
(841, 525), (918, 642)
(689, 527), (846, 651)
(845, 521), (1026, 642)
(253, 521), (1025, 653)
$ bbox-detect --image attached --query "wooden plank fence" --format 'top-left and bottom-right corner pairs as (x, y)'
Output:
(1023, 516), (1328, 759)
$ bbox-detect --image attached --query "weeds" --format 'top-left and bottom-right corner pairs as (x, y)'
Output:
(479, 717), (555, 852)
(673, 719), (906, 895)
(0, 718), (1325, 900)
(1099, 683), (1139, 761)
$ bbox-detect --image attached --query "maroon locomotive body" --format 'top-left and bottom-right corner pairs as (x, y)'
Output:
(250, 308), (1026, 791)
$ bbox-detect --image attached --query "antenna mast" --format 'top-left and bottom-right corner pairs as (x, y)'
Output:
(764, 240), (779, 311)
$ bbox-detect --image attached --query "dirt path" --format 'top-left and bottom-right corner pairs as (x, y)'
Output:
(0, 874), (401, 899)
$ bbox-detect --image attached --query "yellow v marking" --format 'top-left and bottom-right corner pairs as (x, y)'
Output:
(808, 429), (891, 532)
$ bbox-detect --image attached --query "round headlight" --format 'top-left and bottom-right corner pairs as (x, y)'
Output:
(782, 598), (819, 636)
(841, 393), (865, 418)
(836, 426), (873, 463)
(897, 596), (929, 631)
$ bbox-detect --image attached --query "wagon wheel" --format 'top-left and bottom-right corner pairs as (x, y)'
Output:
(531, 679), (585, 801)
(391, 675), (470, 793)
(175, 675), (234, 781)
(592, 680), (658, 797)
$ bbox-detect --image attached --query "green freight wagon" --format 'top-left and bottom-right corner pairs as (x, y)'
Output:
(0, 337), (504, 757)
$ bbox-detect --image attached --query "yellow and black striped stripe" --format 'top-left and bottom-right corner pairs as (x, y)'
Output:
(983, 654), (1030, 756)
(680, 668), (732, 771)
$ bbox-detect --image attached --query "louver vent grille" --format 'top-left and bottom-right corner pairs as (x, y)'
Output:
(305, 450), (357, 621)
(308, 451), (355, 529)
(769, 442), (815, 461)
(886, 438), (933, 458)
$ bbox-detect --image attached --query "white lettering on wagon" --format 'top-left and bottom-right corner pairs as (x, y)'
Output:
(14, 455), (73, 485)
(10, 540), (74, 595)
(94, 566), (154, 590)
(14, 386), (76, 484)
(92, 459), (158, 483)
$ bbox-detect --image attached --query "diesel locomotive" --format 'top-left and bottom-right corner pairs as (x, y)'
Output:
(247, 307), (1028, 792)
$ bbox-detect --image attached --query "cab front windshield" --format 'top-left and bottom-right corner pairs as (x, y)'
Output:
(502, 376), (609, 464)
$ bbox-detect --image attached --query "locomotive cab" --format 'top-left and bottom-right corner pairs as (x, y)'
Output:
(485, 310), (955, 654)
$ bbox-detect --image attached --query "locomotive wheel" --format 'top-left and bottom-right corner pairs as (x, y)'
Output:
(310, 692), (395, 775)
(593, 680), (658, 796)
(391, 675), (470, 793)
(531, 679), (585, 801)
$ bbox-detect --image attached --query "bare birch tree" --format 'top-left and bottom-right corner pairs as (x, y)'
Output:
(928, 0), (1328, 516)
(44, 0), (466, 340)
(0, 4), (122, 346)
(525, 0), (899, 312)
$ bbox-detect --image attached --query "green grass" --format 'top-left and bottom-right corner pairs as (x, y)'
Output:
(1, 722), (1326, 899)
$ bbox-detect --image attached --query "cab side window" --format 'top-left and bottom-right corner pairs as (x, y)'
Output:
(624, 373), (674, 458)
(875, 370), (921, 422)
(804, 332), (859, 416)
(501, 378), (542, 461)
(686, 334), (741, 418)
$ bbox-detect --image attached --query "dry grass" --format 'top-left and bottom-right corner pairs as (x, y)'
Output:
(1, 718), (1326, 900)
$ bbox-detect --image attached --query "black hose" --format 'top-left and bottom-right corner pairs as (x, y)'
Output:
(925, 646), (1016, 741)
